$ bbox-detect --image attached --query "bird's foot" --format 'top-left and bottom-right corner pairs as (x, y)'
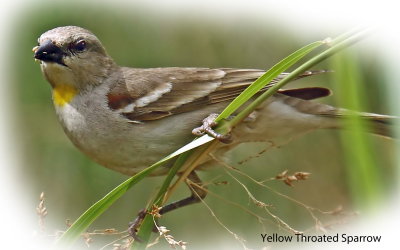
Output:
(192, 113), (232, 143)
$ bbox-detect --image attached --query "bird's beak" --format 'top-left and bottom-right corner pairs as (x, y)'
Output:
(33, 40), (67, 66)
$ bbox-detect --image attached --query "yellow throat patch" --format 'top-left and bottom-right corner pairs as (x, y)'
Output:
(53, 84), (78, 107)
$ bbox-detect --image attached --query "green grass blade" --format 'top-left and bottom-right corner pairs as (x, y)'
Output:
(132, 148), (199, 248)
(228, 29), (367, 126)
(216, 29), (365, 122)
(216, 41), (324, 121)
(331, 50), (382, 209)
(57, 135), (214, 247)
(57, 170), (149, 246)
(216, 28), (367, 127)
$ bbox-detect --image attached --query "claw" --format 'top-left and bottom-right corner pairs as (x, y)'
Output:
(192, 113), (232, 143)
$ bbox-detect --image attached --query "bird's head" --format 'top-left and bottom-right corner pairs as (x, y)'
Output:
(34, 26), (116, 90)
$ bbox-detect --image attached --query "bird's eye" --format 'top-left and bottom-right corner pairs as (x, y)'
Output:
(72, 40), (86, 51)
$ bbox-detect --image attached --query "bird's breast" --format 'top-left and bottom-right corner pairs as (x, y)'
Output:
(52, 84), (203, 175)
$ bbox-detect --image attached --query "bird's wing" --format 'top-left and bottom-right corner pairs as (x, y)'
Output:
(107, 67), (330, 122)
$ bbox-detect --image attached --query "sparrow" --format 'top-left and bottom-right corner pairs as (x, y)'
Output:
(33, 26), (394, 178)
(33, 26), (396, 237)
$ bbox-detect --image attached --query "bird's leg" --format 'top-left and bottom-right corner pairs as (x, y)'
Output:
(192, 113), (232, 143)
(128, 171), (207, 240)
(128, 209), (147, 242)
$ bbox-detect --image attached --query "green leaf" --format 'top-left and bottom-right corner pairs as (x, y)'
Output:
(331, 50), (382, 209)
(131, 148), (197, 248)
(216, 41), (324, 122)
(57, 134), (214, 246)
(227, 29), (367, 126)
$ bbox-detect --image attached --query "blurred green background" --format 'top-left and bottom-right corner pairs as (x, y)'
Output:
(10, 2), (397, 249)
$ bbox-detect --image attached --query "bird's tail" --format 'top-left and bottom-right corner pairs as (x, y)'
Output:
(319, 109), (400, 138)
(277, 88), (397, 138)
(325, 110), (397, 138)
